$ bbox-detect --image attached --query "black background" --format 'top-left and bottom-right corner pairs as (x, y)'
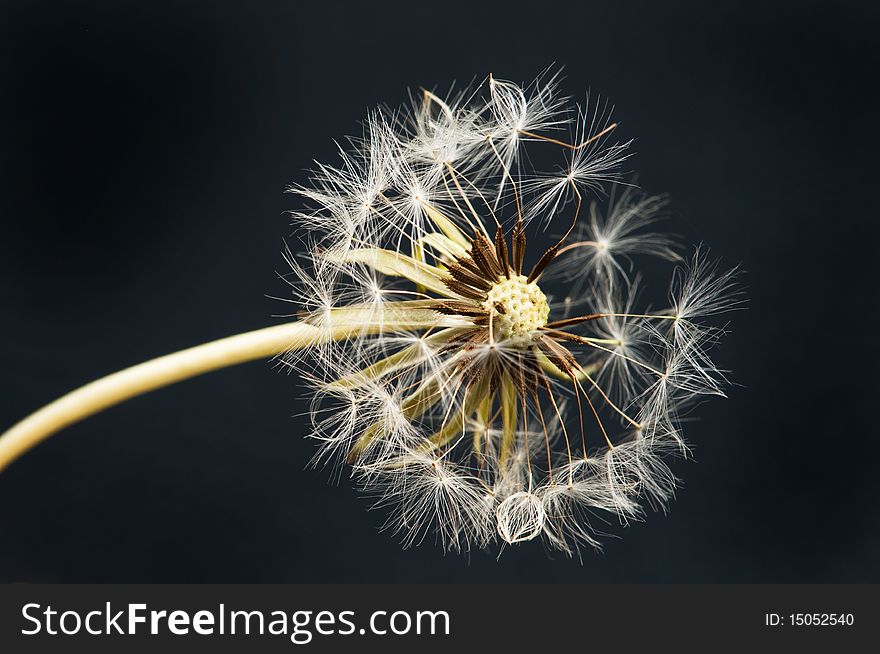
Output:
(1, 0), (878, 582)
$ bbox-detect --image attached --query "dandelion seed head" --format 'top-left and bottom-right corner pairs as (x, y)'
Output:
(285, 71), (741, 554)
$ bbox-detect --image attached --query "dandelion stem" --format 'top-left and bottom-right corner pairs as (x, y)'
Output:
(0, 321), (352, 472)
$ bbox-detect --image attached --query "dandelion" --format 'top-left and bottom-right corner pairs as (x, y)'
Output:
(0, 73), (741, 555)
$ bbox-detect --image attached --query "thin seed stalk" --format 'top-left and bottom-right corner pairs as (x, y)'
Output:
(499, 373), (518, 467)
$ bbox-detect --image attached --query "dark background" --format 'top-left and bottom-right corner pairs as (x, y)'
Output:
(0, 0), (877, 582)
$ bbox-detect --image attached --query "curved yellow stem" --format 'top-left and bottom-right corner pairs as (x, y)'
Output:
(0, 321), (333, 472)
(0, 299), (452, 472)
